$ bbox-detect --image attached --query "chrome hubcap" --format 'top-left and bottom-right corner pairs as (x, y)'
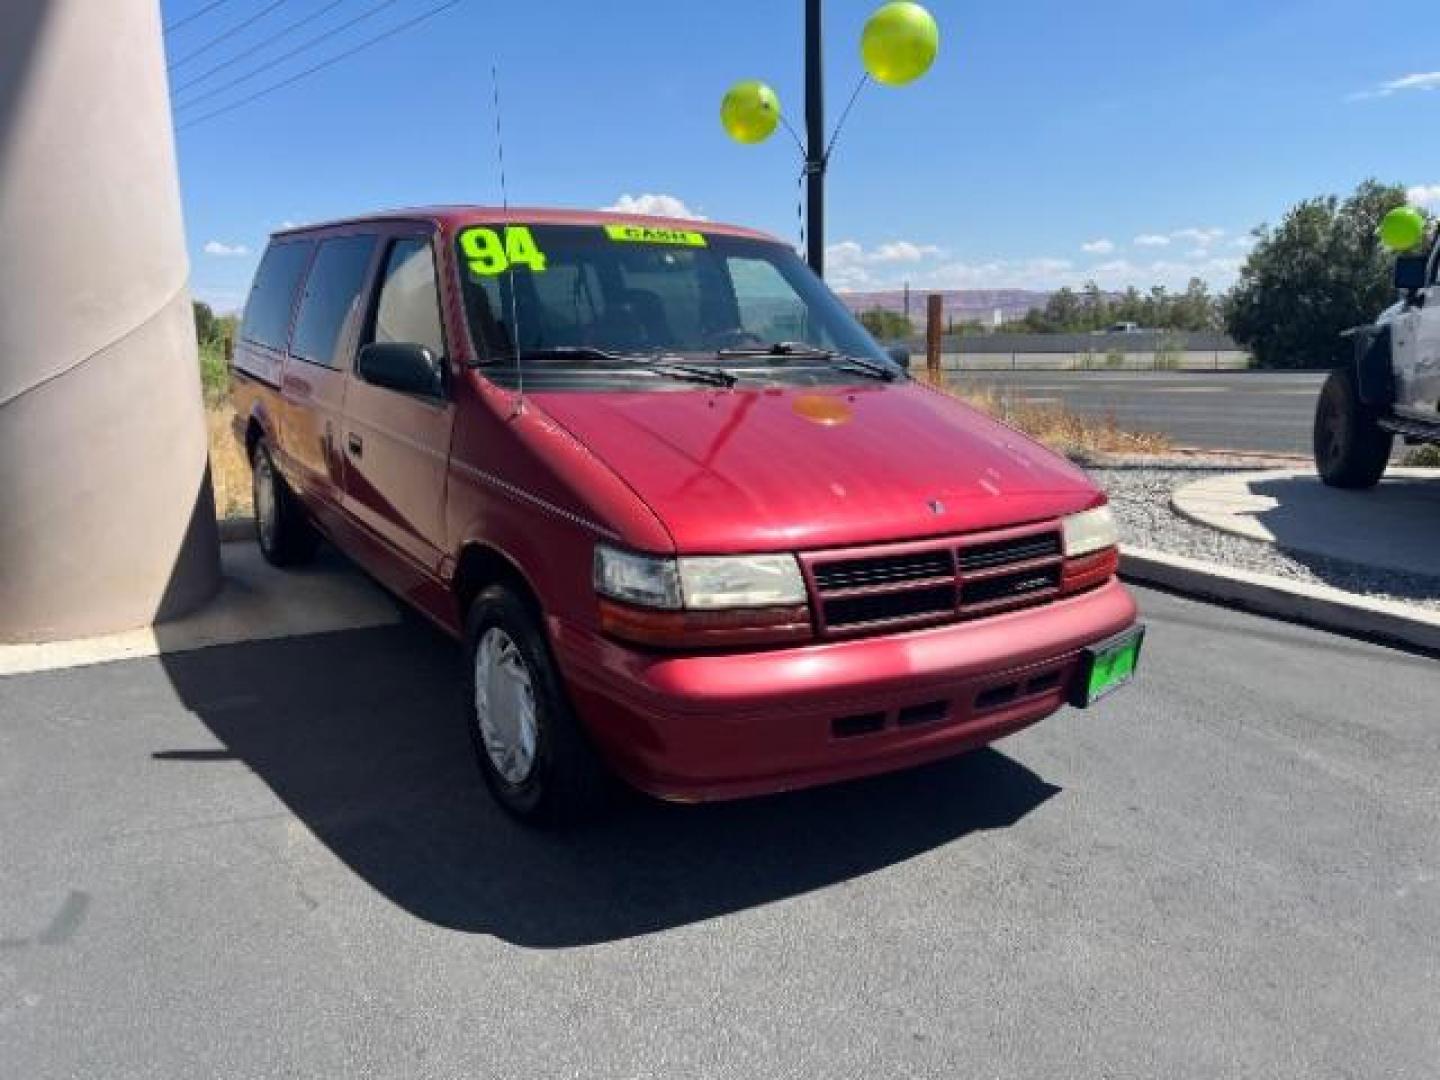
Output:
(475, 627), (538, 785)
(254, 452), (279, 550)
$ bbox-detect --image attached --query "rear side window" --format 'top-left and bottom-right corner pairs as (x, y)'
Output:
(370, 238), (446, 358)
(240, 241), (313, 350)
(290, 235), (377, 367)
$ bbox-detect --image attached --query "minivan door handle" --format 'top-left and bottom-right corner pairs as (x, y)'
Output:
(346, 432), (363, 458)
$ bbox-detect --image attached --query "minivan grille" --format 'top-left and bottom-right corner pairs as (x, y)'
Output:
(805, 525), (1066, 636)
(812, 550), (953, 591)
(958, 533), (1061, 571)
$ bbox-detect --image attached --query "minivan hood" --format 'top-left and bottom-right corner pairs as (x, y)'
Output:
(532, 382), (1102, 552)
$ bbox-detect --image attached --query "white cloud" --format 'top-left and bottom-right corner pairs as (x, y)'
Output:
(872, 240), (943, 263)
(603, 193), (706, 220)
(824, 239), (946, 288)
(191, 286), (247, 313)
(1353, 72), (1440, 100)
(202, 240), (250, 257)
(1172, 227), (1225, 245)
(1407, 184), (1440, 208)
(1081, 238), (1115, 255)
(1134, 234), (1170, 248)
(1230, 235), (1257, 250)
(827, 235), (1245, 294)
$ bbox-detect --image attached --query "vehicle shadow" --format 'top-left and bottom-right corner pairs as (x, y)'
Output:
(154, 617), (1059, 948)
(1245, 474), (1440, 595)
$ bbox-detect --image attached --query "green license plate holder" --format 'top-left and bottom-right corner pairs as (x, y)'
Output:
(1070, 625), (1145, 707)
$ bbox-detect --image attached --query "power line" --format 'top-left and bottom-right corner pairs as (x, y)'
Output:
(163, 0), (232, 36)
(168, 0), (289, 72)
(173, 0), (402, 111)
(171, 0), (353, 96)
(176, 0), (462, 131)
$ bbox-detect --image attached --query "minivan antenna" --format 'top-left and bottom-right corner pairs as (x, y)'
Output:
(491, 62), (524, 412)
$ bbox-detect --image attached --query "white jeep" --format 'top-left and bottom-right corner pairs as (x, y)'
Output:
(1314, 245), (1440, 487)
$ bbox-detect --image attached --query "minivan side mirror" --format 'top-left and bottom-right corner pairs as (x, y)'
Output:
(356, 342), (444, 398)
(1394, 254), (1430, 295)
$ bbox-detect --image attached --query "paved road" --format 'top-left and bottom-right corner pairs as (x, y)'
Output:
(950, 370), (1327, 454)
(4, 589), (1438, 1077)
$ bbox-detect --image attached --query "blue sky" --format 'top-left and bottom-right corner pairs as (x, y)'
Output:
(164, 0), (1440, 310)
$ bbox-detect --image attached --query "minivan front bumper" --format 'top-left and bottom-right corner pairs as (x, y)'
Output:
(551, 577), (1138, 802)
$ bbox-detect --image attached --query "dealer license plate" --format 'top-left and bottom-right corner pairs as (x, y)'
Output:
(1075, 626), (1145, 707)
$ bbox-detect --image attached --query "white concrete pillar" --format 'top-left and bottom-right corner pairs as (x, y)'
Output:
(0, 0), (220, 642)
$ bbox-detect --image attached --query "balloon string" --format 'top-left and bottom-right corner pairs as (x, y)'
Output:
(824, 74), (871, 163)
(795, 163), (807, 256)
(776, 112), (807, 157)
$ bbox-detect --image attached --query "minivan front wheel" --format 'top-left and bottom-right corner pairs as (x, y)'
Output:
(251, 439), (319, 566)
(463, 584), (612, 825)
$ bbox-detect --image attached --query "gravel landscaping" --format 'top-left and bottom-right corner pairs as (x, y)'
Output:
(1088, 465), (1440, 613)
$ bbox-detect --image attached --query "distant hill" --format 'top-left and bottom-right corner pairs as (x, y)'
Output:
(838, 288), (1049, 326)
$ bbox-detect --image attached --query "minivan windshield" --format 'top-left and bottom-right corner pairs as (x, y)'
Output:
(454, 222), (892, 382)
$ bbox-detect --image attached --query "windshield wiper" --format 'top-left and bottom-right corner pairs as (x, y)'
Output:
(715, 341), (900, 382)
(503, 346), (736, 388)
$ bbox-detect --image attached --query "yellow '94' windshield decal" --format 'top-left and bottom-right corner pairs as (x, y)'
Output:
(459, 225), (548, 276)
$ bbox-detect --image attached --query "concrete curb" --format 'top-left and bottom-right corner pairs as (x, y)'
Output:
(1121, 546), (1440, 654)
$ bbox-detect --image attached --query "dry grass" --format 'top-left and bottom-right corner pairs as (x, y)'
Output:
(207, 404), (252, 519)
(931, 376), (1171, 458)
(1402, 443), (1440, 467)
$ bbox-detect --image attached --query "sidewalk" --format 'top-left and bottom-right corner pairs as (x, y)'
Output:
(1171, 468), (1440, 578)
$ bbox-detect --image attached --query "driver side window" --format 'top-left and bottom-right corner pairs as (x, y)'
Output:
(370, 237), (446, 359)
(727, 256), (823, 346)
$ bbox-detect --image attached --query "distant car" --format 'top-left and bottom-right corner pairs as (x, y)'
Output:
(1098, 322), (1142, 335)
(1314, 247), (1440, 487)
(231, 206), (1141, 824)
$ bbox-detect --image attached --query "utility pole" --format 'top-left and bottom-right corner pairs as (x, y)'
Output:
(804, 0), (826, 277)
(724, 2), (937, 280)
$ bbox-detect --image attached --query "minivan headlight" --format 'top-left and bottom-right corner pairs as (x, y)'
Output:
(594, 545), (806, 610)
(592, 546), (682, 609)
(677, 555), (806, 609)
(1061, 505), (1118, 557)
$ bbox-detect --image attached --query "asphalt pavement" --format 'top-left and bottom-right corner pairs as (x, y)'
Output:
(3, 587), (1438, 1078)
(951, 370), (1327, 454)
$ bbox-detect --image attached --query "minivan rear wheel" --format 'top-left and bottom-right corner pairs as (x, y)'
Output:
(251, 439), (319, 566)
(463, 584), (613, 825)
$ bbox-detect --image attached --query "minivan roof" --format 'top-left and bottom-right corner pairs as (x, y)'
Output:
(270, 205), (780, 244)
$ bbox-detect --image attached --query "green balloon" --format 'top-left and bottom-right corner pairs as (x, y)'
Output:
(721, 80), (780, 144)
(861, 2), (939, 87)
(1379, 205), (1427, 252)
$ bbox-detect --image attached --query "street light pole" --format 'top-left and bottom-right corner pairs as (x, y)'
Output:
(804, 0), (826, 278)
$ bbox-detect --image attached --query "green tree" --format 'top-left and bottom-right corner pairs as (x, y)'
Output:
(1224, 179), (1410, 369)
(192, 299), (219, 345)
(859, 308), (913, 340)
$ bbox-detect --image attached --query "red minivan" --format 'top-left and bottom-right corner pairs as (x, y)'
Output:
(232, 207), (1142, 823)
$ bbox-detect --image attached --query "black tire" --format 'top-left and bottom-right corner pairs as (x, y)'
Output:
(463, 584), (613, 825)
(250, 439), (320, 566)
(1313, 369), (1393, 489)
